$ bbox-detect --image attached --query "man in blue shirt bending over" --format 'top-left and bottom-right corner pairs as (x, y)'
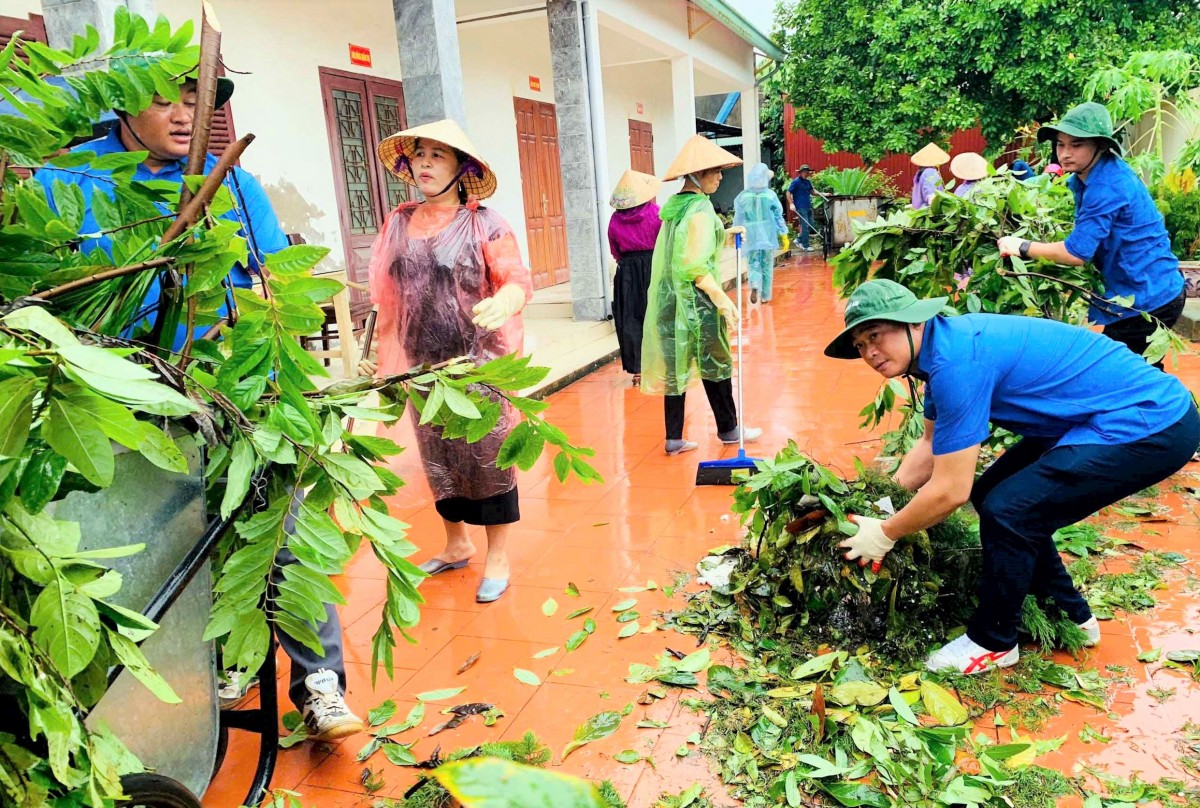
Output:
(997, 102), (1184, 368)
(37, 77), (363, 742)
(825, 280), (1198, 675)
(787, 164), (817, 252)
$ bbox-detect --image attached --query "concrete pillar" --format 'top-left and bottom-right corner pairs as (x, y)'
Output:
(741, 85), (762, 174)
(671, 54), (696, 142)
(547, 0), (607, 321)
(42, 0), (154, 50)
(392, 0), (467, 127)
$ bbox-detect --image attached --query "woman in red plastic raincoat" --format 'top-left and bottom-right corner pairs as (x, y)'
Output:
(369, 119), (532, 603)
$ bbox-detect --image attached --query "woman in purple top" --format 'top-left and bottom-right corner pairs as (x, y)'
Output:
(950, 152), (988, 199)
(608, 170), (662, 384)
(910, 142), (950, 209)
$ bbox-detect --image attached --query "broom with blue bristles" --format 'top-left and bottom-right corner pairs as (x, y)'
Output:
(696, 232), (764, 486)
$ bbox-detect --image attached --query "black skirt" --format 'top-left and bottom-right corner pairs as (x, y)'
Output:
(613, 249), (654, 374)
(435, 486), (520, 526)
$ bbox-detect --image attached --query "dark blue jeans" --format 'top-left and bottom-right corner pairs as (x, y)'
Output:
(796, 206), (812, 247)
(967, 404), (1200, 651)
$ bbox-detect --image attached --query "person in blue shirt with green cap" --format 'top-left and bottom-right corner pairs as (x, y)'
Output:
(997, 102), (1184, 368)
(824, 279), (1198, 675)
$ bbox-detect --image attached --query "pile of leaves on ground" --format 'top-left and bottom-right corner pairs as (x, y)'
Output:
(668, 444), (1083, 663)
(657, 448), (1195, 807)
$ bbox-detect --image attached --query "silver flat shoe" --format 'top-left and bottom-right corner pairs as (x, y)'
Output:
(418, 558), (469, 575)
(475, 577), (509, 603)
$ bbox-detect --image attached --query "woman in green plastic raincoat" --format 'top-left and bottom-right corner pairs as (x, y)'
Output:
(641, 135), (763, 456)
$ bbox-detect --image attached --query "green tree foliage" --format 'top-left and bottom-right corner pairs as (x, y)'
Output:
(774, 0), (1200, 161)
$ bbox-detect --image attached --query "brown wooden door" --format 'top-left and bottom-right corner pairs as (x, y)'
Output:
(514, 97), (569, 289)
(629, 119), (654, 174)
(319, 68), (410, 303)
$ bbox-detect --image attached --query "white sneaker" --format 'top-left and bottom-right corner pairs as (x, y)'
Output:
(924, 634), (1018, 675)
(1078, 617), (1101, 647)
(218, 670), (258, 707)
(301, 669), (364, 741)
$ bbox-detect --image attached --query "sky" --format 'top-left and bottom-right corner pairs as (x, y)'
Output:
(731, 0), (779, 37)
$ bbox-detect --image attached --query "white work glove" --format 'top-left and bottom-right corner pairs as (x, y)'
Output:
(837, 514), (896, 571)
(727, 225), (747, 237)
(997, 236), (1024, 258)
(471, 284), (526, 331)
(358, 358), (378, 377)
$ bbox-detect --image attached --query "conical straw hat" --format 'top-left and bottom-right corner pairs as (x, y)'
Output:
(911, 142), (951, 167)
(663, 135), (742, 181)
(377, 119), (497, 200)
(950, 151), (988, 181)
(609, 170), (660, 209)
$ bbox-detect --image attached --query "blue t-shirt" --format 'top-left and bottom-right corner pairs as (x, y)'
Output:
(917, 314), (1192, 455)
(788, 176), (813, 209)
(1064, 154), (1182, 325)
(37, 128), (289, 347)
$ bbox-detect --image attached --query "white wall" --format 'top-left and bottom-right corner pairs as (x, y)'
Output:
(154, 0), (404, 272)
(457, 13), (555, 269)
(0, 0), (39, 18)
(601, 60), (675, 203)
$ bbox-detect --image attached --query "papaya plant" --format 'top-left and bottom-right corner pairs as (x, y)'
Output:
(0, 10), (595, 806)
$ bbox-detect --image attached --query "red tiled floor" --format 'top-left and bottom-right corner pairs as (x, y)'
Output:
(205, 257), (1200, 807)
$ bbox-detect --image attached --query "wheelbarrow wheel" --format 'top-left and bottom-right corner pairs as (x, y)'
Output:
(115, 773), (201, 808)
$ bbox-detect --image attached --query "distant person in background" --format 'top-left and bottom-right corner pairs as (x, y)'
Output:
(608, 170), (662, 386)
(734, 163), (788, 304)
(1010, 160), (1034, 182)
(950, 152), (988, 198)
(910, 143), (950, 209)
(787, 164), (817, 251)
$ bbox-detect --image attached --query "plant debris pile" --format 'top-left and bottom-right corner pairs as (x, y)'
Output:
(673, 445), (980, 661)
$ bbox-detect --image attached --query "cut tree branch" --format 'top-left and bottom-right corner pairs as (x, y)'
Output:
(181, 0), (222, 204)
(31, 256), (177, 300)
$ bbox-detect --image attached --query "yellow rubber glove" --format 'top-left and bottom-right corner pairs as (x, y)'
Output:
(471, 284), (527, 331)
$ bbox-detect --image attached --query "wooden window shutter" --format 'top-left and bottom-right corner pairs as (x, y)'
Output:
(0, 13), (46, 48)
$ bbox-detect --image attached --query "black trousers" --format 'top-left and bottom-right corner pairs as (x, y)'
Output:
(1102, 288), (1185, 370)
(966, 404), (1199, 651)
(664, 378), (737, 440)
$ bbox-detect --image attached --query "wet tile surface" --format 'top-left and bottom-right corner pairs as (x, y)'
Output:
(203, 257), (1200, 806)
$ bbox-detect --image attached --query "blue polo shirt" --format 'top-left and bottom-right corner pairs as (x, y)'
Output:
(36, 128), (289, 346)
(1064, 154), (1182, 325)
(788, 176), (813, 209)
(917, 314), (1192, 455)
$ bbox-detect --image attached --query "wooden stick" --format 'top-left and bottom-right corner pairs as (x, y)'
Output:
(161, 134), (255, 244)
(181, 0), (222, 205)
(32, 256), (177, 300)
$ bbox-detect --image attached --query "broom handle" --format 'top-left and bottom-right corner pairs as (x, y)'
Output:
(735, 232), (744, 454)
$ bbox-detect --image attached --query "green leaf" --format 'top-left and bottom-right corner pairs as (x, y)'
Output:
(614, 750), (641, 765)
(617, 621), (640, 639)
(675, 648), (711, 673)
(368, 700), (397, 727)
(888, 686), (918, 725)
(219, 438), (255, 519)
(432, 757), (607, 807)
(30, 579), (101, 678)
(1137, 648), (1162, 663)
(105, 627), (180, 704)
(561, 710), (622, 760)
(565, 582), (580, 597)
(64, 390), (145, 450)
(920, 679), (969, 725)
(514, 668), (541, 686)
(541, 597), (558, 617)
(43, 397), (114, 486)
(565, 629), (589, 652)
(134, 422), (189, 472)
(611, 598), (637, 612)
(565, 606), (593, 620)
(415, 687), (466, 702)
(533, 647), (559, 659)
(266, 244), (331, 275)
(0, 376), (37, 458)
(382, 742), (417, 766)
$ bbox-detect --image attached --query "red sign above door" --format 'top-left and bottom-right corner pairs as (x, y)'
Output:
(349, 44), (372, 67)
(529, 75), (542, 92)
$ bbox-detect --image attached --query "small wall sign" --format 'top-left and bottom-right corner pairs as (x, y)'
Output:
(636, 102), (644, 115)
(349, 44), (372, 67)
(529, 75), (542, 92)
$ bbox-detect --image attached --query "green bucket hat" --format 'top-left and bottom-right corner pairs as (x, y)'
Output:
(824, 279), (948, 359)
(1036, 101), (1123, 156)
